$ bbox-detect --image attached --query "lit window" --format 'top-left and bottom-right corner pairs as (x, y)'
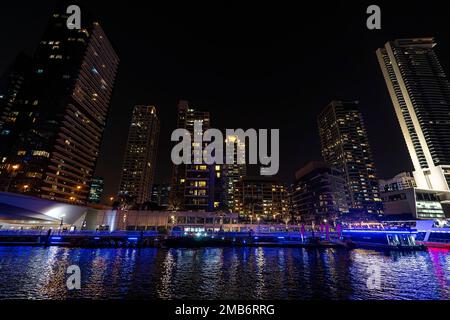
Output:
(198, 181), (207, 187)
(32, 150), (50, 158)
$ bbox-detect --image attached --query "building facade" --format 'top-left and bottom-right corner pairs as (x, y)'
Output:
(119, 105), (160, 204)
(150, 184), (171, 209)
(0, 53), (33, 158)
(234, 176), (289, 222)
(223, 134), (247, 211)
(291, 161), (349, 224)
(379, 172), (416, 192)
(381, 188), (446, 220)
(88, 176), (104, 204)
(0, 6), (119, 205)
(318, 100), (382, 214)
(169, 100), (216, 211)
(377, 38), (450, 192)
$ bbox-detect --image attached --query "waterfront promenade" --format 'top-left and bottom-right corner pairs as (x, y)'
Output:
(0, 229), (339, 248)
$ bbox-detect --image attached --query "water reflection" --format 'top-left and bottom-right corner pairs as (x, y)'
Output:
(0, 246), (448, 300)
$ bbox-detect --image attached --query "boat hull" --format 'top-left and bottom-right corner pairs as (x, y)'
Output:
(417, 241), (450, 249)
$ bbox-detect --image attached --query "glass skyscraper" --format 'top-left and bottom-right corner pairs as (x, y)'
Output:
(318, 100), (382, 214)
(119, 105), (160, 205)
(0, 5), (119, 204)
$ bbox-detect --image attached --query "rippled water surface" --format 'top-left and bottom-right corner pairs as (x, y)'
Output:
(0, 247), (448, 300)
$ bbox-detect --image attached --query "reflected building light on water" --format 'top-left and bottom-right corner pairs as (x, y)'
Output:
(428, 248), (450, 297)
(0, 247), (448, 300)
(255, 247), (266, 299)
(158, 250), (175, 299)
(322, 250), (340, 291)
(277, 248), (286, 273)
(36, 246), (68, 299)
(197, 250), (223, 298)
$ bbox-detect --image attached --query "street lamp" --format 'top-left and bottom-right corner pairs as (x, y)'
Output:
(170, 215), (176, 234)
(74, 186), (82, 203)
(5, 164), (20, 192)
(284, 217), (290, 231)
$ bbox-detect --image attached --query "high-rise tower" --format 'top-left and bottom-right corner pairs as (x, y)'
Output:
(0, 53), (33, 159)
(119, 105), (160, 204)
(223, 134), (246, 211)
(377, 38), (450, 191)
(0, 5), (119, 204)
(318, 100), (382, 214)
(169, 100), (215, 211)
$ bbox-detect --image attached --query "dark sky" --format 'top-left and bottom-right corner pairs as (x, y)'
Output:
(1, 0), (450, 201)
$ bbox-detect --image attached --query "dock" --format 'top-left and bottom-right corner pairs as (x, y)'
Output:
(0, 230), (345, 249)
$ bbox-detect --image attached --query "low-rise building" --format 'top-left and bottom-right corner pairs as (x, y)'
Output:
(381, 188), (448, 220)
(379, 172), (416, 192)
(234, 176), (289, 222)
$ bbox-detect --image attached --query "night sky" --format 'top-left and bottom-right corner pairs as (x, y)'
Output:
(1, 0), (449, 201)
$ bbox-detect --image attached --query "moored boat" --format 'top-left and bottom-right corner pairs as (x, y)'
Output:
(341, 222), (424, 250)
(415, 220), (450, 249)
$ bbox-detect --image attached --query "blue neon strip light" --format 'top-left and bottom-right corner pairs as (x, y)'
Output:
(128, 237), (138, 241)
(417, 230), (450, 234)
(342, 230), (416, 234)
(51, 236), (62, 240)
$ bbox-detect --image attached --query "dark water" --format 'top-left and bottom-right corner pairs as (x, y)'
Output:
(0, 246), (448, 300)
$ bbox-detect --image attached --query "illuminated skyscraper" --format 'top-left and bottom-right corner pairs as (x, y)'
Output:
(169, 100), (215, 211)
(0, 53), (32, 158)
(318, 100), (382, 214)
(119, 105), (160, 204)
(223, 135), (246, 211)
(0, 5), (119, 204)
(377, 38), (450, 191)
